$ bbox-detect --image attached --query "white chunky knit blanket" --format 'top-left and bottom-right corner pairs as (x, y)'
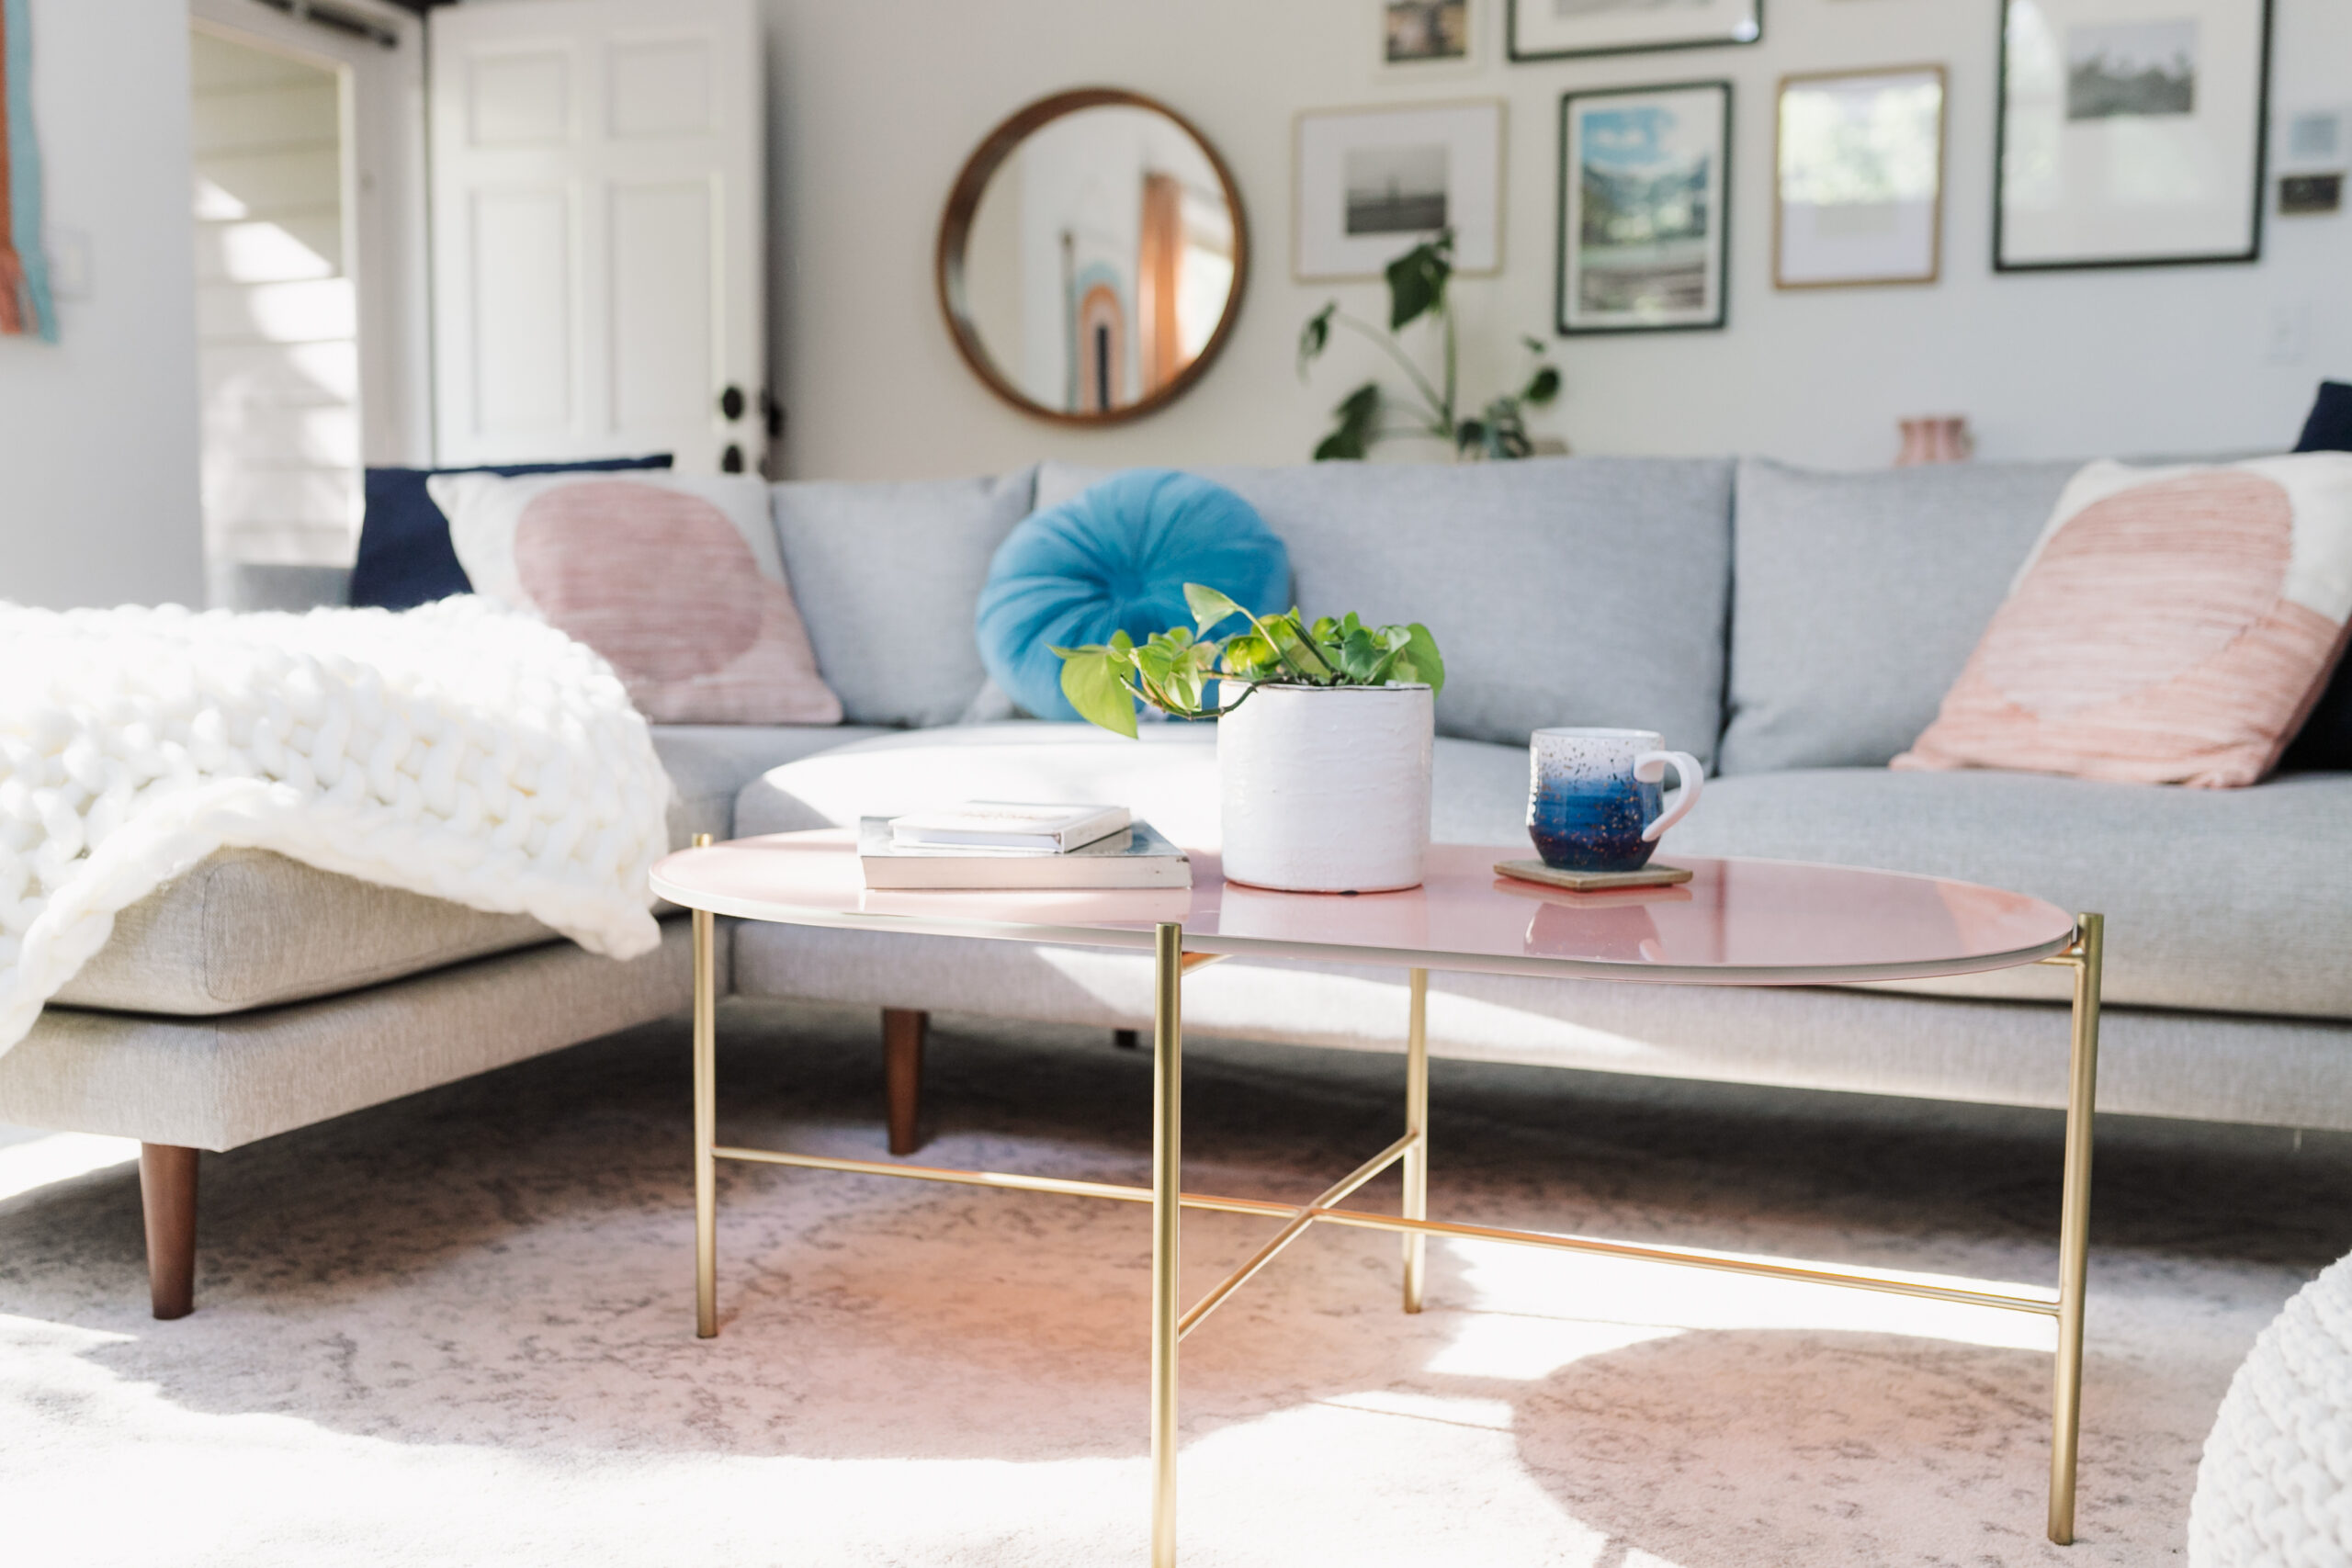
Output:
(0, 598), (671, 1057)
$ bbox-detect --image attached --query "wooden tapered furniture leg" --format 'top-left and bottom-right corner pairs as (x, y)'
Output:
(883, 1009), (928, 1156)
(140, 1144), (198, 1320)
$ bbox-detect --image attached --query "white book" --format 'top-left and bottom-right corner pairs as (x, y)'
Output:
(888, 801), (1131, 853)
(860, 818), (1190, 890)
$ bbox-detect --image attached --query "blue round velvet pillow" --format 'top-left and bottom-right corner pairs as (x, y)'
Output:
(977, 469), (1292, 723)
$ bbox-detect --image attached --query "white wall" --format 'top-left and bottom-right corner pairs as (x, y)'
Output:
(761, 0), (2352, 479)
(0, 0), (203, 609)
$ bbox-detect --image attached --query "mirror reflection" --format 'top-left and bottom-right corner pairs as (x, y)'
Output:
(943, 95), (1246, 423)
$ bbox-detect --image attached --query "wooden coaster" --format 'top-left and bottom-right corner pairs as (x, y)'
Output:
(1494, 858), (1693, 892)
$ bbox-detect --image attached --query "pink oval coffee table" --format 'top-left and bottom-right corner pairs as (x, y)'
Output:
(652, 834), (2105, 1561)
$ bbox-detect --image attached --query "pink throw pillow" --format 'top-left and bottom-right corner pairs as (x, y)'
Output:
(1894, 456), (2352, 788)
(428, 471), (843, 726)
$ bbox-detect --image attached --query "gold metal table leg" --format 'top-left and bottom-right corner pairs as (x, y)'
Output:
(692, 833), (719, 1340)
(2048, 912), (2103, 1544)
(1150, 922), (1183, 1568)
(1402, 967), (1430, 1314)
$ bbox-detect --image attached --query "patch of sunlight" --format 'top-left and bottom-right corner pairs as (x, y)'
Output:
(193, 175), (248, 220)
(0, 1132), (139, 1202)
(216, 220), (336, 283)
(0, 1313), (134, 1350)
(1180, 1398), (1611, 1563)
(1426, 1312), (1681, 1381)
(1315, 1389), (1516, 1431)
(233, 277), (356, 344)
(1626, 1549), (1695, 1568)
(1430, 1237), (2056, 1371)
(0, 1329), (1609, 1568)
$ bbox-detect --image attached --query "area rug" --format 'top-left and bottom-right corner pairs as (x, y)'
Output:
(2, 999), (2345, 1566)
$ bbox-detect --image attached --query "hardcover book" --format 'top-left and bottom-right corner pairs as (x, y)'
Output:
(859, 818), (1190, 890)
(887, 802), (1131, 853)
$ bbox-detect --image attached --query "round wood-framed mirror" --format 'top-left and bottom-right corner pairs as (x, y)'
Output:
(935, 88), (1250, 426)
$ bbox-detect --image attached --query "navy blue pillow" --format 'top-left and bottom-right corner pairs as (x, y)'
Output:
(2283, 668), (2352, 773)
(2295, 381), (2352, 455)
(2280, 385), (2352, 771)
(348, 455), (674, 610)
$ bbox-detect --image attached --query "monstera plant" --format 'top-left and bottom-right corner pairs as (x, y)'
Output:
(1298, 231), (1561, 462)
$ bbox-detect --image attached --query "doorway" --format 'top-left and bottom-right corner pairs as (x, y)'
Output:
(188, 0), (425, 589)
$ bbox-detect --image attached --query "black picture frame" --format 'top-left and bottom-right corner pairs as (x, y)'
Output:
(1992, 0), (2273, 272)
(1509, 0), (1760, 64)
(1555, 81), (1733, 336)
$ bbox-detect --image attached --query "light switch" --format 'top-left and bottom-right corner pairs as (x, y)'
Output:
(2265, 302), (2312, 366)
(45, 228), (91, 301)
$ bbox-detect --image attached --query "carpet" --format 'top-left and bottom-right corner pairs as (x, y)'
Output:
(3, 998), (2346, 1566)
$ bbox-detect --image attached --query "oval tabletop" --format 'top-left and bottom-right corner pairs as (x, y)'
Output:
(651, 834), (2077, 987)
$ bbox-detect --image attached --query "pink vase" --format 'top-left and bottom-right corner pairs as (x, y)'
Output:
(1896, 416), (1974, 467)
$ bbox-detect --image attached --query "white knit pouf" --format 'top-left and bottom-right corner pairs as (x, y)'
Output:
(2189, 1252), (2352, 1564)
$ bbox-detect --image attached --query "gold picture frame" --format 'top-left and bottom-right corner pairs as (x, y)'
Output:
(1773, 64), (1946, 291)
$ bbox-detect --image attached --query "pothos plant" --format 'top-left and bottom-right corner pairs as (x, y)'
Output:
(1053, 583), (1445, 739)
(1299, 231), (1562, 462)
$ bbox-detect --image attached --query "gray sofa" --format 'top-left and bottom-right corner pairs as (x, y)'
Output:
(8, 454), (2346, 1317)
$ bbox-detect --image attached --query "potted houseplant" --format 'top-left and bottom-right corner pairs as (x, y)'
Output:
(1297, 232), (1563, 462)
(1055, 585), (1445, 894)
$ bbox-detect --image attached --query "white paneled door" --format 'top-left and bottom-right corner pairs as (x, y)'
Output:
(428, 0), (763, 473)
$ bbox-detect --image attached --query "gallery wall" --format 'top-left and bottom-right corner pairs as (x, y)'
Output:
(759, 0), (2352, 479)
(0, 0), (205, 609)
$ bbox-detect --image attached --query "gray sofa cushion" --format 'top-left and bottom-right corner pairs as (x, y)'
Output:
(771, 468), (1038, 728)
(15, 919), (702, 1149)
(1668, 766), (2352, 1019)
(54, 850), (560, 1017)
(1719, 457), (2081, 774)
(652, 723), (888, 844)
(213, 561), (353, 612)
(52, 723), (875, 1019)
(733, 720), (1532, 847)
(1038, 457), (1734, 766)
(740, 724), (2352, 1021)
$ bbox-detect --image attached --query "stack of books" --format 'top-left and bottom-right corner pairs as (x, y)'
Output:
(858, 803), (1191, 890)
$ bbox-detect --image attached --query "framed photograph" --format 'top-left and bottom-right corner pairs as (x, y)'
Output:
(1510, 0), (1758, 62)
(1383, 0), (1476, 70)
(2279, 173), (2343, 217)
(1995, 0), (2274, 270)
(1295, 101), (1505, 279)
(1555, 81), (1730, 333)
(1775, 65), (1946, 289)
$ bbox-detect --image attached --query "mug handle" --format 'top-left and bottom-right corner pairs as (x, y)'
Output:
(1634, 750), (1704, 843)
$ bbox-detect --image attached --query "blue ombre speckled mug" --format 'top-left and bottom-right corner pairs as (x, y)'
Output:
(1527, 728), (1705, 873)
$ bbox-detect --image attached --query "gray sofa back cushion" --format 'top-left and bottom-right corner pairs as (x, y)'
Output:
(771, 467), (1038, 728)
(1718, 457), (2082, 774)
(1038, 457), (1734, 764)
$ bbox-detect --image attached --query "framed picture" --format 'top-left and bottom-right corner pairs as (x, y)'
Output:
(1383, 0), (1476, 71)
(1995, 0), (2274, 270)
(1555, 81), (1730, 333)
(1775, 65), (1946, 289)
(1295, 100), (1505, 279)
(1510, 0), (1758, 62)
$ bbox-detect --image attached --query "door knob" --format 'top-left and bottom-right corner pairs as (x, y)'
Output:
(718, 385), (746, 422)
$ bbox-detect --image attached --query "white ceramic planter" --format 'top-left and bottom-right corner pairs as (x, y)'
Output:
(1217, 683), (1434, 893)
